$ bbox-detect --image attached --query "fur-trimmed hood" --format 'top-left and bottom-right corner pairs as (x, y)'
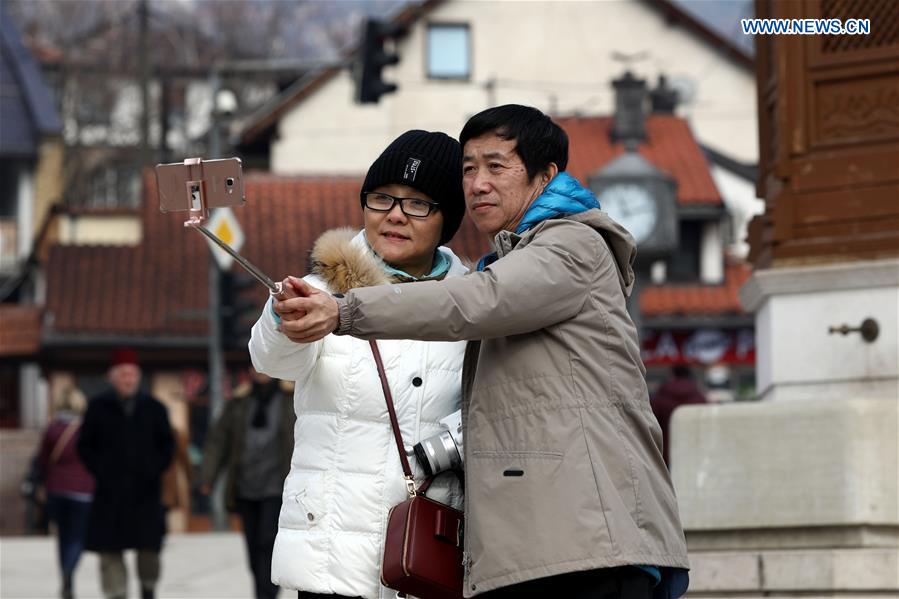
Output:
(310, 228), (467, 294)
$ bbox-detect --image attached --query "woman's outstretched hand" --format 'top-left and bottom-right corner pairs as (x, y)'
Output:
(273, 276), (340, 343)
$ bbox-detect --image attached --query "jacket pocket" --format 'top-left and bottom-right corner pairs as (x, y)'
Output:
(466, 448), (611, 584)
(281, 475), (326, 530)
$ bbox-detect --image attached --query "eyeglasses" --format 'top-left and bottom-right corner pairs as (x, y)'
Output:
(363, 192), (440, 218)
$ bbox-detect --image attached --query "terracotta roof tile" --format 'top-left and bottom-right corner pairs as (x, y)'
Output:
(558, 115), (721, 205)
(640, 261), (752, 317)
(44, 114), (721, 339)
(0, 304), (42, 355)
(45, 172), (490, 339)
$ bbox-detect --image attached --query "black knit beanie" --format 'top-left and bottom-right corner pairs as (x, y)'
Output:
(361, 130), (464, 245)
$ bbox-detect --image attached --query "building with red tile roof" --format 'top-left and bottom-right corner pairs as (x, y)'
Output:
(561, 115), (721, 207)
(0, 107), (757, 540)
(561, 114), (754, 396)
(41, 112), (741, 347)
(36, 112), (753, 402)
(41, 173), (488, 359)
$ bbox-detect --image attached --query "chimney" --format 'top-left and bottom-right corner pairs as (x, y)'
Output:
(650, 74), (679, 113)
(611, 71), (648, 145)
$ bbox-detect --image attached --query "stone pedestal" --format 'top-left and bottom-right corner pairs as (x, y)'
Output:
(738, 259), (898, 403)
(671, 398), (898, 595)
(671, 259), (899, 597)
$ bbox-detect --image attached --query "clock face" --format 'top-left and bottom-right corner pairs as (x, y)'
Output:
(599, 183), (658, 244)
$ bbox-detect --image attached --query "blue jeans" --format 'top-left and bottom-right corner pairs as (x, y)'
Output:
(46, 494), (92, 579)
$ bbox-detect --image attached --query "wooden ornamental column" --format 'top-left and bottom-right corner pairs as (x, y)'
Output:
(750, 0), (899, 265)
(670, 2), (899, 596)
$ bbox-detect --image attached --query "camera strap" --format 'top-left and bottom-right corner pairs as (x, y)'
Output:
(369, 340), (434, 497)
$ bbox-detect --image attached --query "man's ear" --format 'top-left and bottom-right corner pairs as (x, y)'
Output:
(542, 163), (559, 186)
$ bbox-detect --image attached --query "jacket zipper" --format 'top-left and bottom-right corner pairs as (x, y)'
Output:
(459, 340), (480, 592)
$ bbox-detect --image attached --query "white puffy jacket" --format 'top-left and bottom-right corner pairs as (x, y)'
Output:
(249, 229), (466, 599)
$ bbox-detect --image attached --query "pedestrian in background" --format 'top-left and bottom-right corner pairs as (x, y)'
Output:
(77, 348), (174, 599)
(38, 385), (95, 599)
(650, 365), (708, 466)
(20, 454), (49, 535)
(161, 427), (192, 530)
(201, 368), (295, 599)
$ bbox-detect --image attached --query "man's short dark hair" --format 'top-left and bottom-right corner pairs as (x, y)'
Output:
(459, 104), (568, 181)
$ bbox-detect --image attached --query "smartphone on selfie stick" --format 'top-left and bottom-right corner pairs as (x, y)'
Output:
(155, 157), (282, 295)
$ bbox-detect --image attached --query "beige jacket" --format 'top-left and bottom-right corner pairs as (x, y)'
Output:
(336, 211), (689, 596)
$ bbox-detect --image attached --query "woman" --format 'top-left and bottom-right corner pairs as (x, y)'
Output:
(38, 386), (95, 599)
(249, 130), (467, 599)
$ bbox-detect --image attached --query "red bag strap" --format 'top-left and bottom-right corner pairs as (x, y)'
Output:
(369, 340), (419, 497)
(50, 420), (79, 464)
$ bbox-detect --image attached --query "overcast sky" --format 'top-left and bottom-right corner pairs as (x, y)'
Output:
(669, 0), (755, 56)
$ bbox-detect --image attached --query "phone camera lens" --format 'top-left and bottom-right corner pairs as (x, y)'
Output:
(226, 178), (234, 187)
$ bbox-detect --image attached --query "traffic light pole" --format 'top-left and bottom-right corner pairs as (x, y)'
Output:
(193, 34), (397, 528)
(208, 262), (225, 425)
(207, 260), (228, 532)
(207, 97), (228, 532)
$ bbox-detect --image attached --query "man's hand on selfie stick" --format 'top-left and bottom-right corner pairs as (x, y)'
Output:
(274, 276), (339, 344)
(271, 276), (304, 321)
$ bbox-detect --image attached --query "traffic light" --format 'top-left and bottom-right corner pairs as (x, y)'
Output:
(219, 270), (258, 350)
(354, 18), (403, 104)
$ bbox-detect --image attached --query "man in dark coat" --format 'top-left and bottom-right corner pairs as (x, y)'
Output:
(650, 365), (708, 466)
(201, 368), (294, 599)
(77, 348), (174, 599)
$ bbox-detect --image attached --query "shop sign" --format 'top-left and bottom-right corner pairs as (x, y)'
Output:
(641, 328), (755, 366)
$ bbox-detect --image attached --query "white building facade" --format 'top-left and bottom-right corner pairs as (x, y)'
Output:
(251, 0), (759, 175)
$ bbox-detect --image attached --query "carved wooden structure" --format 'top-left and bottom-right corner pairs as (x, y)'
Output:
(750, 0), (899, 267)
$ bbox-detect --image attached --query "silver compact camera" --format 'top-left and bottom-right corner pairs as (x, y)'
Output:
(413, 411), (463, 476)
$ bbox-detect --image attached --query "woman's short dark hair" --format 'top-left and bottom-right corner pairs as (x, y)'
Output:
(459, 104), (568, 181)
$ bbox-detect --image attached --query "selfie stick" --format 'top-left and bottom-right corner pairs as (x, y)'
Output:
(179, 158), (283, 295)
(191, 224), (283, 295)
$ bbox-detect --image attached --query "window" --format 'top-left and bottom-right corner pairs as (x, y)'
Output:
(81, 165), (141, 210)
(0, 363), (20, 428)
(74, 77), (114, 126)
(666, 220), (702, 282)
(0, 161), (20, 270)
(427, 24), (470, 80)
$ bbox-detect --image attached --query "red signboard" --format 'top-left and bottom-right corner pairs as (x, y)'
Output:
(641, 328), (755, 366)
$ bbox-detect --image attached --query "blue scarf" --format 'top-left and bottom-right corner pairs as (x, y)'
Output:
(476, 172), (600, 271)
(382, 248), (450, 281)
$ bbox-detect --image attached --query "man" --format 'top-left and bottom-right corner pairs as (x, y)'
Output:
(651, 365), (708, 466)
(272, 105), (690, 598)
(77, 348), (174, 599)
(201, 369), (294, 599)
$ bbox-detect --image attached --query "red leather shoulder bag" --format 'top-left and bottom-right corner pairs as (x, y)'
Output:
(370, 340), (464, 599)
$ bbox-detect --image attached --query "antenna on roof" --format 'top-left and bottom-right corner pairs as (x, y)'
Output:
(611, 51), (650, 72)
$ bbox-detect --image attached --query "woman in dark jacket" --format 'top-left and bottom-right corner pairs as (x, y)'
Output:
(38, 386), (95, 599)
